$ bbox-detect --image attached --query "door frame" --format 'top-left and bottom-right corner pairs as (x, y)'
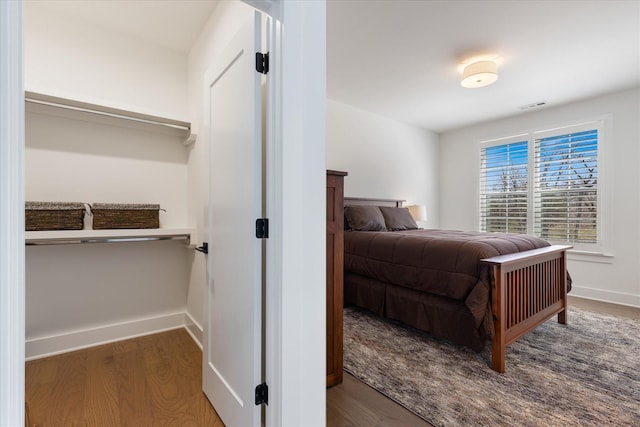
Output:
(0, 1), (25, 425)
(246, 1), (328, 425)
(242, 2), (285, 425)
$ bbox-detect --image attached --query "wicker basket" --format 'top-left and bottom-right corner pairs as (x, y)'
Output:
(26, 201), (86, 231)
(91, 203), (160, 229)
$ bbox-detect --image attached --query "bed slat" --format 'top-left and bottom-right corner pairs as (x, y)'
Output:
(482, 245), (571, 372)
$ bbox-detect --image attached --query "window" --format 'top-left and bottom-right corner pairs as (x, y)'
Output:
(479, 121), (602, 248)
(479, 140), (528, 234)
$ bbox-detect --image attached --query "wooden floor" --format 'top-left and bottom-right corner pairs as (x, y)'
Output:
(26, 298), (637, 427)
(326, 373), (432, 427)
(25, 328), (223, 426)
(25, 326), (429, 427)
(568, 295), (639, 319)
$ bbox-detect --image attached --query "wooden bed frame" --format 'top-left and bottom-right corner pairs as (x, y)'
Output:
(344, 197), (571, 373)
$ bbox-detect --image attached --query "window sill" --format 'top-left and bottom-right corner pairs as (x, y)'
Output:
(567, 249), (614, 264)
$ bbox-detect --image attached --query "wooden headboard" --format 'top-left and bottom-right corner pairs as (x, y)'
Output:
(344, 197), (405, 207)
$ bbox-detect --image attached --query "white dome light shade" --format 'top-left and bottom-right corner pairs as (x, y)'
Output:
(461, 60), (498, 88)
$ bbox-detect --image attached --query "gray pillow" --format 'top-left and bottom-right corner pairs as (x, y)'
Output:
(344, 206), (386, 231)
(379, 206), (418, 230)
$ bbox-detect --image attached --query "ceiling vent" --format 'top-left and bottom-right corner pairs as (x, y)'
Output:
(519, 101), (547, 110)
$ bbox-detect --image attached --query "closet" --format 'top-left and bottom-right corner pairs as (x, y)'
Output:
(24, 90), (196, 359)
(18, 1), (330, 425)
(22, 0), (228, 360)
(25, 90), (196, 245)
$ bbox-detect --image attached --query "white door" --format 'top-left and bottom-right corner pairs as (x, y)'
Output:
(203, 11), (263, 427)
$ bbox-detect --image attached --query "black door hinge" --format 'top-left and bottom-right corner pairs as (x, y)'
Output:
(255, 382), (268, 405)
(256, 52), (269, 74)
(256, 218), (269, 239)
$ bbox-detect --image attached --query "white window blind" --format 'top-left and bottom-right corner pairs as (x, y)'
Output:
(479, 121), (601, 247)
(479, 140), (528, 234)
(534, 127), (598, 243)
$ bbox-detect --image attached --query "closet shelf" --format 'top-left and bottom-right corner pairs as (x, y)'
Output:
(25, 91), (196, 145)
(25, 228), (196, 246)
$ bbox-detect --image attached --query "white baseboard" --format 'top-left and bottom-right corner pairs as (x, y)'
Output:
(26, 312), (187, 361)
(570, 285), (640, 308)
(183, 311), (203, 349)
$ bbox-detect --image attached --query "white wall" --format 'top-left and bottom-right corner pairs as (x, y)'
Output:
(24, 2), (188, 120)
(279, 1), (328, 423)
(24, 3), (193, 356)
(440, 88), (640, 307)
(327, 99), (440, 227)
(26, 241), (189, 352)
(26, 112), (189, 227)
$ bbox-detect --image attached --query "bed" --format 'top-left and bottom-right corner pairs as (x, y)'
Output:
(343, 197), (571, 372)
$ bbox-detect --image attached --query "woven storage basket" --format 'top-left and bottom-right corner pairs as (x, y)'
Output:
(92, 203), (160, 229)
(26, 201), (86, 231)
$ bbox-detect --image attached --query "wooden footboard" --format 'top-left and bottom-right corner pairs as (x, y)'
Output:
(482, 245), (572, 373)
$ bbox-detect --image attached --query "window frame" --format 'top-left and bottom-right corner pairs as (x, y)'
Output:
(478, 117), (611, 255)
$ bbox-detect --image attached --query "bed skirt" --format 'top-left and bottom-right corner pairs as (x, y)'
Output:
(344, 272), (489, 352)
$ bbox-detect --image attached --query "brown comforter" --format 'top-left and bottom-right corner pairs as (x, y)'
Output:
(344, 229), (555, 351)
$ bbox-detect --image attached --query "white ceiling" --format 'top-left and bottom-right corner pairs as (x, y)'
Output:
(30, 0), (219, 54)
(28, 1), (640, 134)
(327, 0), (640, 133)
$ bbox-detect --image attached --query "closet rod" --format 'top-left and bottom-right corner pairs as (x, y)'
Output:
(26, 235), (190, 246)
(25, 91), (190, 132)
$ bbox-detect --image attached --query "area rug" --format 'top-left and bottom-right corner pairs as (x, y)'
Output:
(343, 306), (640, 426)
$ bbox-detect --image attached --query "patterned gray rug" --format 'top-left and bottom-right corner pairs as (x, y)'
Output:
(343, 306), (640, 426)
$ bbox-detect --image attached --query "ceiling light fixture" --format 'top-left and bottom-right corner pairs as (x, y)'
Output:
(460, 60), (498, 88)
